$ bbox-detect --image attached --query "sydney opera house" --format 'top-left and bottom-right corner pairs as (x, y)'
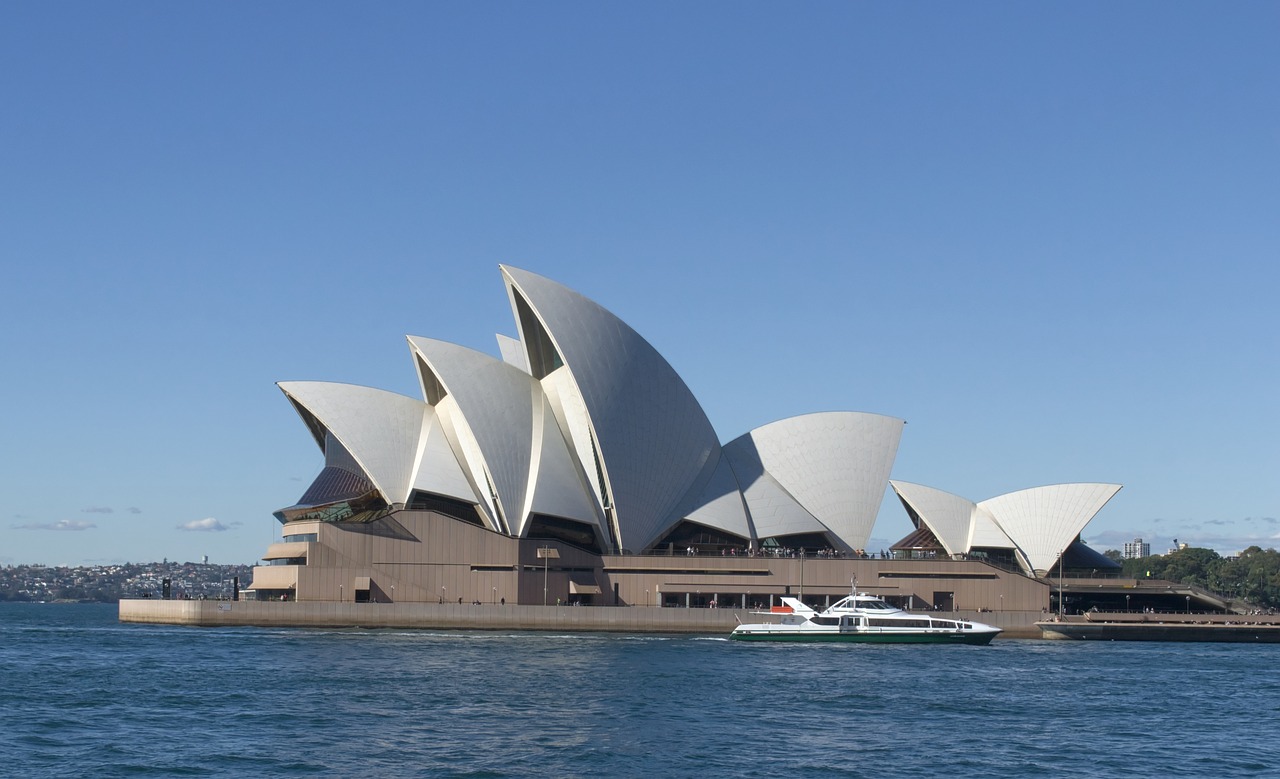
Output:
(247, 266), (1120, 614)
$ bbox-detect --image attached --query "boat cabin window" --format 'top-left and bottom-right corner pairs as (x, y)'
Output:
(811, 616), (841, 626)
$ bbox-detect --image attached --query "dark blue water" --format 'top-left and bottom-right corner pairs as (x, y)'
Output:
(2, 604), (1277, 778)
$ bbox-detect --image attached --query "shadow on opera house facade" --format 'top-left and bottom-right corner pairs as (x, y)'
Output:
(248, 266), (1120, 613)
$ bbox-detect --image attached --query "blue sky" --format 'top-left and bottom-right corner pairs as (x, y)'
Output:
(2, 3), (1276, 566)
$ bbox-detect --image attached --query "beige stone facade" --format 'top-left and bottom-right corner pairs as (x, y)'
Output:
(248, 509), (1049, 615)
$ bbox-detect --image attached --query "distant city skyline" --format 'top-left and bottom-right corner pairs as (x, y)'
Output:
(3, 4), (1277, 565)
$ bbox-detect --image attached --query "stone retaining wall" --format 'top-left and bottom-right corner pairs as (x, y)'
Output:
(118, 599), (1041, 637)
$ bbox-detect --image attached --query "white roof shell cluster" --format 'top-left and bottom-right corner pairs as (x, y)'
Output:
(277, 266), (904, 553)
(277, 266), (1121, 564)
(889, 480), (1122, 575)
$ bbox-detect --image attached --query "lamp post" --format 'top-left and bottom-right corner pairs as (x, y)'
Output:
(537, 546), (559, 606)
(391, 584), (395, 603)
(492, 586), (497, 605)
(1126, 594), (1130, 612)
(441, 585), (446, 604)
(1186, 595), (1191, 614)
(798, 552), (804, 602)
(339, 584), (343, 602)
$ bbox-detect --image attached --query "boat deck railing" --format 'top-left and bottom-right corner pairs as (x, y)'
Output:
(1048, 610), (1280, 626)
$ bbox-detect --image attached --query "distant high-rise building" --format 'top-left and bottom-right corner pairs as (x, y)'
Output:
(1123, 538), (1150, 559)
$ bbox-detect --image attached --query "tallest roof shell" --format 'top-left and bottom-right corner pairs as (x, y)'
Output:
(501, 266), (721, 551)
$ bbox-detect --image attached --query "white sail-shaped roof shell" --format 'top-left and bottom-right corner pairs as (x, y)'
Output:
(728, 462), (830, 539)
(540, 367), (604, 506)
(502, 265), (721, 552)
(275, 268), (1123, 572)
(980, 483), (1122, 575)
(409, 408), (480, 506)
(890, 480), (1118, 574)
(682, 454), (753, 540)
(727, 412), (904, 550)
(408, 336), (601, 537)
(526, 392), (605, 533)
(432, 393), (502, 528)
(410, 337), (532, 532)
(278, 381), (427, 506)
(889, 480), (979, 556)
(969, 506), (1015, 550)
(495, 333), (530, 372)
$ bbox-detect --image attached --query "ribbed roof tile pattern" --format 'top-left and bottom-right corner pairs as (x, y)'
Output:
(495, 333), (530, 373)
(682, 454), (753, 540)
(979, 483), (1122, 575)
(409, 337), (537, 533)
(501, 266), (721, 551)
(525, 392), (604, 533)
(889, 480), (1121, 575)
(278, 381), (427, 506)
(730, 467), (829, 539)
(729, 413), (903, 550)
(410, 408), (479, 505)
(970, 506), (1015, 550)
(889, 480), (976, 556)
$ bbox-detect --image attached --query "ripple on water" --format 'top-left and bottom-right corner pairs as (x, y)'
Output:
(3, 605), (1280, 778)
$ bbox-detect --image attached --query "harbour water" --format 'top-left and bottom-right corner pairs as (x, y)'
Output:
(2, 603), (1277, 778)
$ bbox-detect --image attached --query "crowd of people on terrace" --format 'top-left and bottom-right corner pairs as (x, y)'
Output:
(682, 545), (890, 559)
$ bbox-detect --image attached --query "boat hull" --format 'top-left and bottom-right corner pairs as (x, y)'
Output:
(730, 629), (999, 645)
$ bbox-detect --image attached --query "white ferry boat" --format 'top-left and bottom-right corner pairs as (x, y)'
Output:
(730, 593), (1002, 644)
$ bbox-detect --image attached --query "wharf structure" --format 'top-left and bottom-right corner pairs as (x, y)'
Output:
(1038, 611), (1280, 642)
(121, 267), (1149, 636)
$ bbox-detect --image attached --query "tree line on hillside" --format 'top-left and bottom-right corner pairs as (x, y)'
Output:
(1, 563), (252, 603)
(1104, 545), (1280, 610)
(0, 584), (122, 602)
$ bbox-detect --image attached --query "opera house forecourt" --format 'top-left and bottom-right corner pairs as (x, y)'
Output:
(121, 266), (1127, 636)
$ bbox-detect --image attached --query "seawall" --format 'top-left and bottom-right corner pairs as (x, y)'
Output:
(118, 599), (1042, 638)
